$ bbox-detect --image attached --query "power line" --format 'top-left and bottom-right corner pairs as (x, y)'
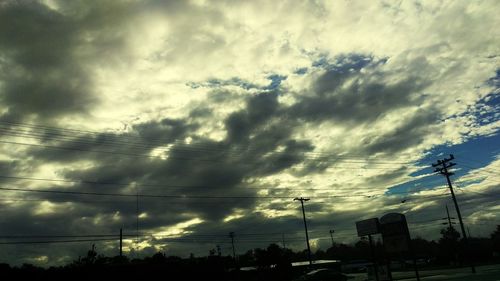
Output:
(0, 238), (116, 245)
(0, 186), (295, 199)
(0, 174), (408, 192)
(0, 232), (305, 240)
(0, 185), (373, 200)
(1, 139), (420, 171)
(0, 236), (319, 246)
(0, 121), (417, 164)
(0, 127), (417, 166)
(4, 218), (494, 242)
(0, 234), (123, 239)
(0, 174), (456, 199)
(0, 120), (315, 156)
(0, 186), (463, 207)
(0, 196), (280, 204)
(0, 140), (235, 164)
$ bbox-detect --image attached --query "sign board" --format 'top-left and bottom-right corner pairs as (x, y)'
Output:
(379, 213), (410, 254)
(356, 218), (380, 237)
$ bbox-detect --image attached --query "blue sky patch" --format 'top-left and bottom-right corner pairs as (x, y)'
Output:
(294, 67), (308, 75)
(265, 74), (287, 90)
(386, 133), (500, 196)
(312, 53), (375, 73)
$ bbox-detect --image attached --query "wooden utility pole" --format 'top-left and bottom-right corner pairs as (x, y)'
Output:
(294, 197), (312, 266)
(432, 154), (475, 273)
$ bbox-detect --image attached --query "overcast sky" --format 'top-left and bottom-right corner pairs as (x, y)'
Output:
(0, 0), (499, 266)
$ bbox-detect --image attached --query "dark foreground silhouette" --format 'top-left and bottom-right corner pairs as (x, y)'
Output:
(0, 225), (499, 281)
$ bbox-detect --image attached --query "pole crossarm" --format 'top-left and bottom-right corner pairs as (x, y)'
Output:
(432, 154), (456, 175)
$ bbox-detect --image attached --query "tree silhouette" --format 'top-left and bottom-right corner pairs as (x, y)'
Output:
(1, 233), (500, 280)
(491, 225), (500, 255)
(438, 226), (461, 265)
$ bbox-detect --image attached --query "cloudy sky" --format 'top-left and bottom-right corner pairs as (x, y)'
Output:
(0, 0), (499, 266)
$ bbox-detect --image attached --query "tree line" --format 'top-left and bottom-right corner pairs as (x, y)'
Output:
(0, 225), (498, 280)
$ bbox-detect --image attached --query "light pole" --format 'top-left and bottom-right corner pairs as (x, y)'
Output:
(294, 197), (312, 266)
(329, 229), (335, 247)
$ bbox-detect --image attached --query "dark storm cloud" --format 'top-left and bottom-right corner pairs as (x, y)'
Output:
(15, 90), (317, 226)
(289, 54), (429, 125)
(0, 160), (18, 176)
(134, 118), (198, 142)
(0, 198), (140, 264)
(225, 92), (281, 143)
(362, 108), (441, 155)
(3, 115), (218, 225)
(0, 0), (143, 123)
(311, 54), (375, 96)
(0, 2), (95, 121)
(254, 139), (313, 175)
(221, 92), (314, 175)
(290, 74), (428, 124)
(132, 93), (313, 218)
(0, 200), (99, 234)
(23, 117), (194, 163)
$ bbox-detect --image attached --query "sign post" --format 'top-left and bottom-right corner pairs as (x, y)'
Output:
(356, 218), (381, 281)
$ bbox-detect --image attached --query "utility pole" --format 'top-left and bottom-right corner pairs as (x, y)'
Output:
(294, 197), (312, 266)
(135, 186), (139, 256)
(329, 229), (335, 247)
(229, 232), (236, 261)
(432, 154), (475, 273)
(119, 228), (123, 257)
(282, 233), (286, 249)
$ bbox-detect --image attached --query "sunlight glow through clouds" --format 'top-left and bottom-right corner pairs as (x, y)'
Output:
(153, 218), (204, 239)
